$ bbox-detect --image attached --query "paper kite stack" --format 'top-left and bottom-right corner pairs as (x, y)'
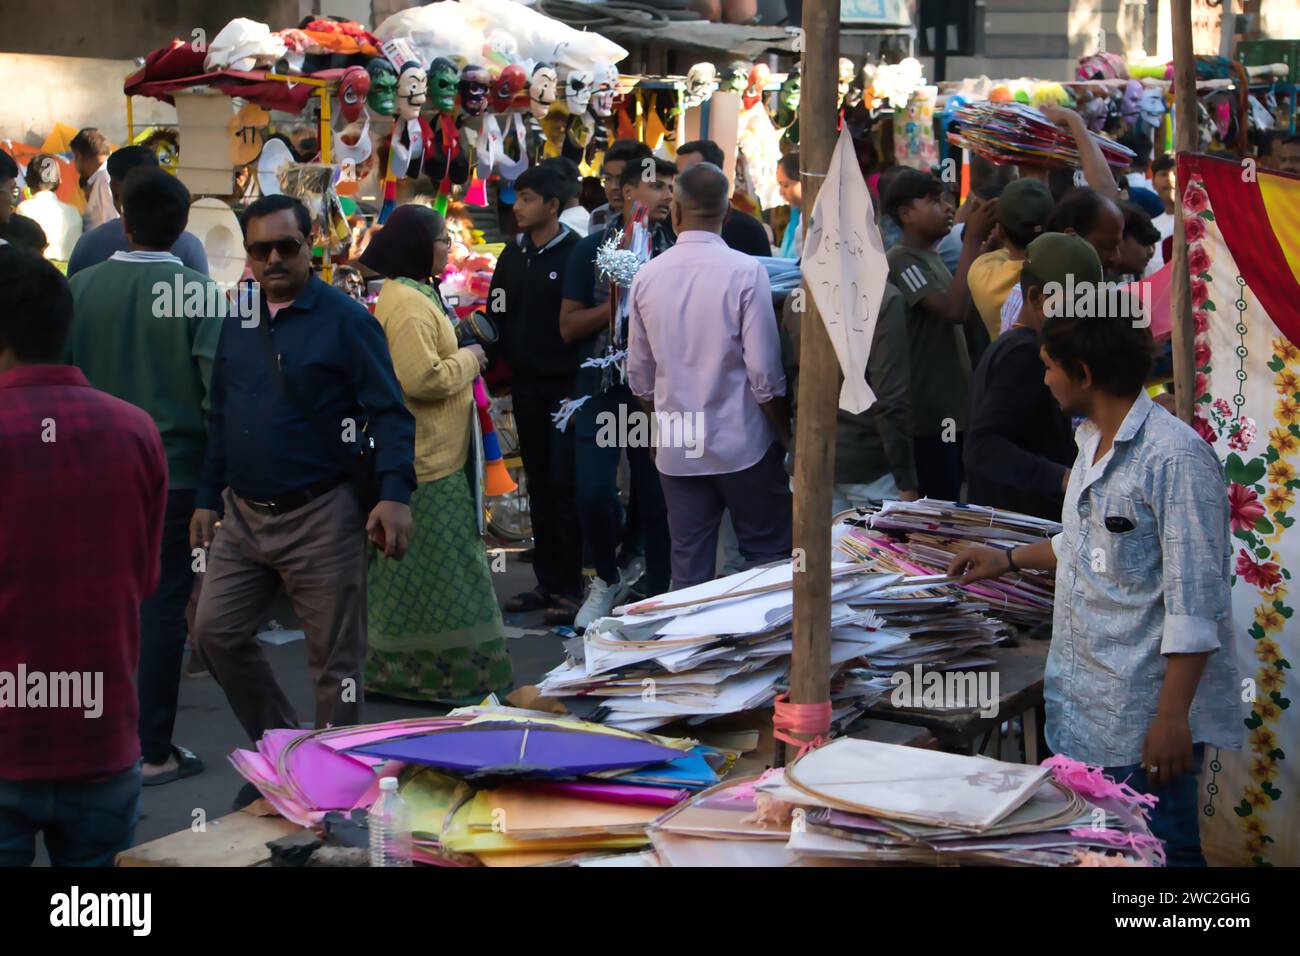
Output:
(946, 101), (1136, 169)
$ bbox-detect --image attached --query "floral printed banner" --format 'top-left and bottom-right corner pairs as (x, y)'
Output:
(1182, 153), (1299, 866)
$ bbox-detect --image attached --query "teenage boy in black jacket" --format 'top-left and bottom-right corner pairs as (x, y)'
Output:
(490, 165), (585, 619)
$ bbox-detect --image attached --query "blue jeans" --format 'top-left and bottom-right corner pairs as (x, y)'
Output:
(1103, 743), (1206, 867)
(0, 765), (141, 866)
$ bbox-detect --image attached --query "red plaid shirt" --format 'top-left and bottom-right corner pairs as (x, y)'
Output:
(0, 365), (166, 781)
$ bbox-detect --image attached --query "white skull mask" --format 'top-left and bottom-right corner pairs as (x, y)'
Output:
(684, 62), (716, 109)
(395, 64), (428, 121)
(529, 65), (558, 120)
(1139, 89), (1166, 128)
(565, 69), (593, 114)
(590, 59), (618, 117)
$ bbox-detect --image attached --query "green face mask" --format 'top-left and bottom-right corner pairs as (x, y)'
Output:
(366, 60), (398, 116)
(777, 75), (801, 127)
(427, 58), (459, 114)
(723, 61), (750, 95)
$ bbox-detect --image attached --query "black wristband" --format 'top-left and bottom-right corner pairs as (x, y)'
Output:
(1006, 548), (1018, 573)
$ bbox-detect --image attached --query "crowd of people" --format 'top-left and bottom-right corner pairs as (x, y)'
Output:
(4, 105), (1291, 866)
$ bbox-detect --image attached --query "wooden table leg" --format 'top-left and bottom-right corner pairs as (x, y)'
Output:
(1023, 705), (1042, 765)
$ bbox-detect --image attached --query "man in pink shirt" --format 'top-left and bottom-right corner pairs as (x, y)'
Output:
(627, 162), (792, 588)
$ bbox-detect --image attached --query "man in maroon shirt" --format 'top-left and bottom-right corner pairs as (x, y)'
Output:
(0, 245), (167, 866)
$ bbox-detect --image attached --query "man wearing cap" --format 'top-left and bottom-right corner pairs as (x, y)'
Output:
(966, 177), (1053, 341)
(950, 256), (1241, 866)
(964, 234), (1089, 520)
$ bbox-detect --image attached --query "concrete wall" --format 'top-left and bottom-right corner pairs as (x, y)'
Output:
(0, 54), (177, 146)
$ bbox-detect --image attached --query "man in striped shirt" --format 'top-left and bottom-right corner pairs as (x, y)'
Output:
(883, 169), (997, 501)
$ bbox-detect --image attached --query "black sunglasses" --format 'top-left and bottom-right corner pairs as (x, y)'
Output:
(245, 237), (305, 261)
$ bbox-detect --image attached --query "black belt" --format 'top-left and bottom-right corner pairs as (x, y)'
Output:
(236, 476), (347, 516)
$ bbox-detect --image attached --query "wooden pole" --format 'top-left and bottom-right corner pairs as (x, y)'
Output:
(1170, 0), (1197, 425)
(786, 0), (839, 762)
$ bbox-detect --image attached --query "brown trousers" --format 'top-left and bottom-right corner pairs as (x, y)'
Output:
(194, 483), (367, 742)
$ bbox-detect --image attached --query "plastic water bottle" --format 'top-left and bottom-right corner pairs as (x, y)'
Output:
(368, 777), (412, 867)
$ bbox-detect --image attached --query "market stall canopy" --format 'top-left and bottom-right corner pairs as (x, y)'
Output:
(124, 40), (343, 114)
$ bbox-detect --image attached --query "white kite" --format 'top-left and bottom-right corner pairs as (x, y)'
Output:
(801, 124), (890, 414)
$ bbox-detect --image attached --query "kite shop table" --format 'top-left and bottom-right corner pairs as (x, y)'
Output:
(116, 811), (300, 867)
(859, 637), (1049, 763)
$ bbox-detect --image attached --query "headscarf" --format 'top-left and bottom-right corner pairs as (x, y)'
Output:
(358, 202), (442, 281)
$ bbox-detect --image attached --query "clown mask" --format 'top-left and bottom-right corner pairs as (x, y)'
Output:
(565, 68), (593, 115)
(395, 62), (428, 121)
(427, 57), (459, 114)
(744, 64), (770, 111)
(684, 62), (716, 109)
(590, 59), (618, 117)
(337, 66), (370, 124)
(491, 64), (527, 113)
(365, 58), (398, 116)
(776, 71), (800, 127)
(529, 64), (558, 119)
(459, 65), (491, 116)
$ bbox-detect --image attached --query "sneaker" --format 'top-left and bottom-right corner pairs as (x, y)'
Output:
(575, 573), (630, 631)
(618, 554), (646, 591)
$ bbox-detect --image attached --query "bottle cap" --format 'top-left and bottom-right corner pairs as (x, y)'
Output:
(379, 777), (399, 792)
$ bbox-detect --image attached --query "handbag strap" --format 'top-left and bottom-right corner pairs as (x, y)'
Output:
(253, 314), (371, 485)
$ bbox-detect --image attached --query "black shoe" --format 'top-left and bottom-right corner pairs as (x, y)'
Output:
(232, 782), (262, 812)
(518, 547), (535, 563)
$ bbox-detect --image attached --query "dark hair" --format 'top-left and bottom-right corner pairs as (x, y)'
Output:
(1151, 153), (1175, 175)
(513, 164), (568, 207)
(2, 214), (47, 253)
(1118, 130), (1151, 169)
(539, 157), (582, 204)
(25, 154), (60, 192)
(618, 156), (676, 190)
(359, 203), (441, 281)
(241, 193), (312, 238)
(107, 145), (160, 183)
(1047, 168), (1077, 202)
(1047, 187), (1114, 237)
(0, 150), (18, 184)
(1003, 216), (1043, 251)
(122, 168), (191, 249)
(603, 139), (652, 166)
(0, 244), (73, 362)
(1120, 201), (1161, 246)
(70, 128), (112, 159)
(678, 139), (726, 168)
(778, 152), (800, 181)
(882, 168), (941, 222)
(675, 162), (729, 219)
(972, 180), (1006, 202)
(1040, 310), (1155, 397)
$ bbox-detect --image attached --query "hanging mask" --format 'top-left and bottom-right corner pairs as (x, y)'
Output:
(838, 58), (855, 104)
(721, 61), (749, 95)
(484, 29), (519, 64)
(1197, 100), (1214, 150)
(395, 62), (428, 121)
(776, 71), (801, 127)
(744, 63), (770, 111)
(427, 57), (459, 114)
(491, 64), (527, 113)
(337, 66), (370, 124)
(566, 111), (595, 149)
(1121, 79), (1143, 125)
(684, 62), (716, 109)
(1139, 88), (1166, 129)
(365, 58), (398, 116)
(565, 68), (593, 115)
(1081, 93), (1109, 131)
(529, 64), (558, 119)
(590, 59), (618, 117)
(459, 65), (491, 116)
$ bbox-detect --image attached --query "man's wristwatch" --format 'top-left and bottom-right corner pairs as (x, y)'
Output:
(1005, 548), (1019, 573)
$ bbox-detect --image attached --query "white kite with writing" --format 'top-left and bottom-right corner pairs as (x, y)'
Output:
(801, 124), (889, 414)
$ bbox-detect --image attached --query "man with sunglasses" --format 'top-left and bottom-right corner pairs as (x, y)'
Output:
(190, 195), (415, 808)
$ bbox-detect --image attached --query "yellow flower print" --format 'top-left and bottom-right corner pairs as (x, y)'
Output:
(1264, 485), (1295, 512)
(1243, 784), (1271, 809)
(1256, 697), (1282, 721)
(1278, 369), (1300, 395)
(1250, 754), (1278, 782)
(1269, 426), (1300, 455)
(1250, 727), (1278, 755)
(1256, 639), (1282, 665)
(1258, 667), (1285, 694)
(1275, 338), (1300, 363)
(1240, 817), (1266, 840)
(1254, 605), (1284, 633)
(1244, 836), (1266, 856)
(1275, 397), (1300, 427)
(1267, 459), (1296, 485)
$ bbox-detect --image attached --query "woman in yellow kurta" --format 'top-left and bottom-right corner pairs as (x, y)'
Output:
(358, 204), (513, 702)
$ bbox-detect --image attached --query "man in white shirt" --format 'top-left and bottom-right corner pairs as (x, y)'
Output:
(15, 154), (81, 262)
(71, 128), (116, 231)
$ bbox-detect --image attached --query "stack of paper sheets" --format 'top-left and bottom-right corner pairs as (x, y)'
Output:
(946, 101), (1136, 169)
(536, 563), (910, 732)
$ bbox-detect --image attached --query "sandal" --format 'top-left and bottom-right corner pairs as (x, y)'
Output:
(543, 595), (580, 626)
(504, 587), (550, 613)
(142, 745), (206, 787)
